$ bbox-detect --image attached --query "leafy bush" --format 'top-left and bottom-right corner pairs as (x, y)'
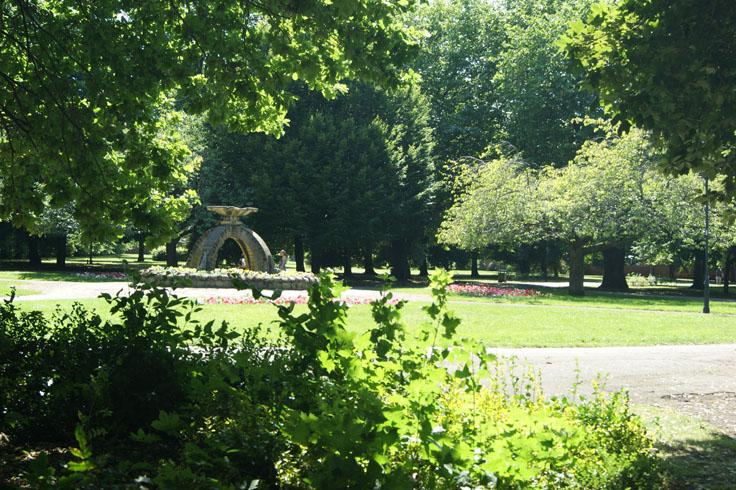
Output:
(627, 273), (657, 286)
(151, 245), (188, 262)
(0, 284), (215, 442)
(627, 273), (676, 287)
(1, 274), (663, 489)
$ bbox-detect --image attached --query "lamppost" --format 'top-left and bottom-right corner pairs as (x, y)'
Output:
(703, 178), (710, 314)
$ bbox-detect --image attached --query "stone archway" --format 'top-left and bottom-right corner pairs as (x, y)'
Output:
(185, 206), (276, 273)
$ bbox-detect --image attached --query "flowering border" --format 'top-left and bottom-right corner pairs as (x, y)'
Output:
(142, 266), (318, 290)
(446, 283), (546, 297)
(74, 272), (127, 281)
(200, 295), (399, 306)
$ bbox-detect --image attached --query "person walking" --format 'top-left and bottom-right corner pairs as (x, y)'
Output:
(278, 250), (287, 271)
(716, 266), (723, 285)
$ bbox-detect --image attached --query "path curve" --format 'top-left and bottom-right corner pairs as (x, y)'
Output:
(493, 344), (736, 438)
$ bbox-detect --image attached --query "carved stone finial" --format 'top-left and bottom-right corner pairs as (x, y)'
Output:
(206, 205), (258, 225)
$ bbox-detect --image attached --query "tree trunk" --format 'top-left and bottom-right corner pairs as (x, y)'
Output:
(137, 236), (145, 262)
(390, 239), (410, 282)
(724, 248), (735, 295)
(470, 250), (480, 278)
(690, 251), (704, 289)
(28, 234), (41, 267)
(294, 235), (305, 272)
(599, 247), (629, 291)
(419, 257), (428, 277)
(568, 243), (586, 297)
(668, 263), (677, 282)
(343, 251), (353, 278)
(166, 240), (179, 267)
(55, 235), (67, 267)
(542, 244), (549, 281)
(363, 248), (376, 276)
(310, 246), (320, 274)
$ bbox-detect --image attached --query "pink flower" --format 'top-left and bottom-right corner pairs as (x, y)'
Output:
(446, 284), (544, 298)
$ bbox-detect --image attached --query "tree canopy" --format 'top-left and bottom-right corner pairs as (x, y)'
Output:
(558, 0), (736, 199)
(0, 0), (420, 243)
(194, 81), (436, 278)
(409, 0), (505, 163)
(439, 124), (685, 295)
(411, 0), (598, 169)
(494, 0), (598, 167)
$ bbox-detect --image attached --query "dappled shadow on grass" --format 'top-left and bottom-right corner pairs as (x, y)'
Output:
(0, 270), (119, 282)
(0, 286), (41, 297)
(0, 256), (158, 275)
(0, 262), (150, 281)
(659, 433), (736, 490)
(635, 405), (736, 490)
(338, 272), (429, 289)
(1, 270), (87, 282)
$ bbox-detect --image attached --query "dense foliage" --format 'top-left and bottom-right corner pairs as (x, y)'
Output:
(411, 0), (599, 169)
(193, 82), (436, 279)
(0, 0), (420, 242)
(558, 0), (736, 201)
(0, 274), (662, 488)
(438, 123), (704, 295)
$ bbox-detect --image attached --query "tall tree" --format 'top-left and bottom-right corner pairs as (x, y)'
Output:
(196, 82), (436, 277)
(381, 85), (437, 280)
(632, 173), (734, 289)
(410, 0), (505, 163)
(559, 0), (736, 200)
(37, 204), (78, 267)
(439, 125), (668, 296)
(410, 0), (600, 272)
(495, 0), (598, 167)
(0, 0), (421, 242)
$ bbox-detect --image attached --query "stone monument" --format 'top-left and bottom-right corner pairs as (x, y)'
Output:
(185, 206), (276, 272)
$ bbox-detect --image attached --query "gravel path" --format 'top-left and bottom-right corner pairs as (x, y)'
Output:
(4, 278), (736, 437)
(493, 344), (736, 438)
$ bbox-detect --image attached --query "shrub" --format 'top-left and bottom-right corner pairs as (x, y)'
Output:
(0, 285), (209, 443)
(151, 245), (188, 262)
(1, 274), (663, 489)
(627, 273), (677, 287)
(627, 273), (657, 286)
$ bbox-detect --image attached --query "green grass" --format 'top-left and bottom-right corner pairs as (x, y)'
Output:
(16, 295), (736, 347)
(0, 284), (40, 297)
(0, 253), (164, 273)
(376, 280), (736, 314)
(441, 289), (736, 315)
(0, 271), (128, 282)
(635, 405), (736, 489)
(57, 253), (164, 267)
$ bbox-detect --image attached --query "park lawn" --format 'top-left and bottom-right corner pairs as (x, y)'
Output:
(59, 253), (164, 268)
(635, 406), (736, 490)
(0, 271), (131, 282)
(0, 253), (164, 273)
(16, 296), (736, 347)
(441, 289), (736, 315)
(0, 284), (40, 297)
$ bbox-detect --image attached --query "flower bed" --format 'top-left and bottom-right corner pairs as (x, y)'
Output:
(200, 295), (399, 306)
(74, 271), (128, 281)
(447, 283), (545, 297)
(142, 266), (318, 290)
